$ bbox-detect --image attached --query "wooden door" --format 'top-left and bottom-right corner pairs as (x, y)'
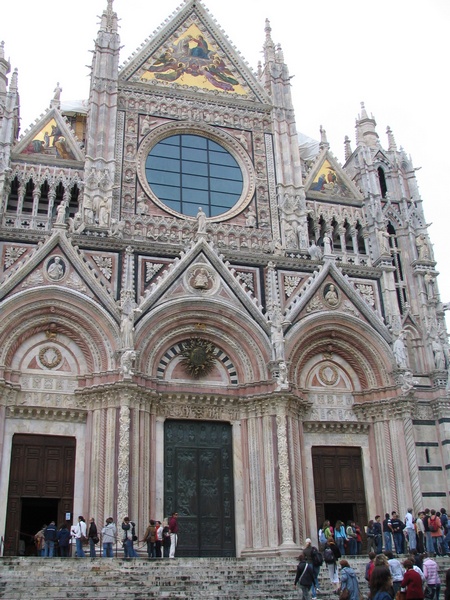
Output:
(312, 446), (367, 540)
(4, 434), (76, 556)
(164, 420), (235, 557)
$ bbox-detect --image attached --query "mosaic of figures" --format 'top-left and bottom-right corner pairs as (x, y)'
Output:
(309, 160), (353, 199)
(20, 119), (76, 160)
(138, 24), (247, 95)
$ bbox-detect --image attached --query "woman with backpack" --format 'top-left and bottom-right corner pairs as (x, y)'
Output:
(339, 559), (360, 600)
(303, 538), (323, 600)
(323, 536), (341, 592)
(294, 551), (315, 600)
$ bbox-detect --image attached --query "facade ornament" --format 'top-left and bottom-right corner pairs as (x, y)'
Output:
(68, 212), (85, 234)
(308, 240), (322, 260)
(323, 283), (340, 308)
(432, 337), (445, 370)
(245, 207), (256, 227)
(400, 370), (418, 395)
(195, 207), (207, 237)
(393, 330), (408, 369)
(55, 200), (68, 226)
(424, 272), (436, 300)
(46, 256), (66, 281)
(180, 338), (216, 378)
(268, 307), (289, 361)
(416, 233), (431, 261)
(109, 219), (125, 238)
(275, 361), (289, 391)
(120, 349), (136, 378)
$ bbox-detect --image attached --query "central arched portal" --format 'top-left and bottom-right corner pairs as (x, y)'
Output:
(164, 420), (235, 557)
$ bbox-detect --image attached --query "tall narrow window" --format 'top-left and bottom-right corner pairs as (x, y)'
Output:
(378, 167), (387, 198)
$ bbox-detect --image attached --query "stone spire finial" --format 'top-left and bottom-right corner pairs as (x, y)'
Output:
(100, 0), (118, 32)
(50, 82), (62, 109)
(356, 101), (379, 147)
(263, 18), (275, 62)
(0, 41), (4, 60)
(386, 126), (397, 151)
(344, 135), (352, 161)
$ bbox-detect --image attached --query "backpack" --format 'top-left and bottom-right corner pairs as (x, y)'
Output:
(429, 516), (439, 532)
(318, 529), (327, 544)
(323, 546), (335, 563)
(312, 548), (324, 567)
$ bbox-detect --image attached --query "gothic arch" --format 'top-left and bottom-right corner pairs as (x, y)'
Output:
(287, 313), (394, 391)
(135, 298), (270, 384)
(0, 288), (119, 377)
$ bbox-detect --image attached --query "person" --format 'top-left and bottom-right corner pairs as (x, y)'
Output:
(334, 520), (347, 555)
(44, 521), (57, 558)
(383, 513), (393, 552)
(369, 565), (394, 600)
(71, 516), (87, 558)
(374, 515), (383, 554)
(405, 508), (417, 552)
(345, 520), (357, 555)
(339, 559), (360, 600)
(122, 516), (138, 558)
(423, 509), (434, 555)
(367, 520), (377, 554)
(390, 511), (405, 555)
(294, 552), (315, 600)
(444, 568), (450, 600)
(162, 523), (171, 557)
(416, 511), (426, 554)
(429, 510), (443, 555)
(386, 550), (404, 595)
(88, 517), (98, 558)
(303, 538), (321, 600)
(168, 512), (179, 559)
(323, 536), (341, 592)
(355, 523), (362, 555)
(440, 508), (449, 555)
(365, 551), (376, 589)
(101, 517), (116, 558)
(401, 558), (424, 599)
(143, 519), (157, 559)
(57, 523), (71, 557)
(34, 525), (46, 557)
(155, 520), (163, 558)
(423, 553), (441, 600)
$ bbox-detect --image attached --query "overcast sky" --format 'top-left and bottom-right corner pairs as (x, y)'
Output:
(2, 0), (449, 313)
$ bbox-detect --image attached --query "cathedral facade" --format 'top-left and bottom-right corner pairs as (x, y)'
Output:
(0, 0), (448, 557)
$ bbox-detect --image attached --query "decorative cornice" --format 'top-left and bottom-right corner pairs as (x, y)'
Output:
(6, 406), (86, 423)
(303, 421), (370, 434)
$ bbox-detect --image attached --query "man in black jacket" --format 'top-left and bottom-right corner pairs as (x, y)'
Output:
(44, 521), (57, 558)
(294, 551), (315, 599)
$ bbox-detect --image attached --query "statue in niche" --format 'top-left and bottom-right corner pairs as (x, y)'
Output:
(275, 361), (289, 391)
(136, 193), (149, 215)
(47, 256), (65, 281)
(393, 330), (408, 369)
(323, 283), (339, 307)
(323, 232), (333, 255)
(416, 233), (431, 260)
(378, 228), (391, 255)
(268, 308), (289, 361)
(424, 272), (435, 299)
(68, 212), (85, 234)
(297, 218), (309, 249)
(245, 207), (256, 228)
(121, 349), (136, 378)
(432, 337), (445, 370)
(55, 200), (67, 225)
(120, 312), (134, 349)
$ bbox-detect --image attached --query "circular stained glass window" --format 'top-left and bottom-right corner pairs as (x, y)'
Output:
(145, 134), (244, 217)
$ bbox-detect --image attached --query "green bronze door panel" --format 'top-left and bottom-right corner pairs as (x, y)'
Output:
(164, 420), (235, 557)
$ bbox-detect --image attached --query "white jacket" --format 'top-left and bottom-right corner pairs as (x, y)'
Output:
(71, 520), (87, 539)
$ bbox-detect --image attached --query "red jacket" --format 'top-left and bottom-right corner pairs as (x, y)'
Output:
(401, 568), (424, 599)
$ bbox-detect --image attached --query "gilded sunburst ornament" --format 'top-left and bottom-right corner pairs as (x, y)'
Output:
(180, 338), (216, 378)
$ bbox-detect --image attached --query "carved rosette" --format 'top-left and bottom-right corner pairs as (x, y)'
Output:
(117, 404), (130, 520)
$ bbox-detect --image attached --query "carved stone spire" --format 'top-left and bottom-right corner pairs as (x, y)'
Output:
(344, 135), (352, 161)
(386, 126), (397, 151)
(356, 101), (379, 148)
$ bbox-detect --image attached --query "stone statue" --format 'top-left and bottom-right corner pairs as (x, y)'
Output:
(400, 370), (417, 395)
(120, 350), (136, 378)
(275, 361), (289, 391)
(245, 207), (256, 227)
(55, 200), (67, 225)
(196, 207), (207, 234)
(53, 82), (62, 102)
(68, 211), (85, 234)
(378, 228), (391, 255)
(424, 272), (435, 299)
(323, 233), (333, 255)
(120, 312), (134, 349)
(393, 331), (408, 369)
(432, 338), (445, 370)
(110, 219), (125, 239)
(416, 233), (431, 260)
(269, 308), (289, 361)
(47, 257), (64, 281)
(308, 241), (322, 260)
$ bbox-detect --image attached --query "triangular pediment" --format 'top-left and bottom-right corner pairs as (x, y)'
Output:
(136, 237), (268, 331)
(0, 230), (119, 318)
(119, 0), (270, 104)
(305, 149), (363, 204)
(13, 108), (84, 164)
(284, 260), (390, 342)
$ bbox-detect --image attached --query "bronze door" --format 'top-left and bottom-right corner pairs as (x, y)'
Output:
(4, 434), (76, 556)
(164, 420), (235, 557)
(312, 446), (367, 538)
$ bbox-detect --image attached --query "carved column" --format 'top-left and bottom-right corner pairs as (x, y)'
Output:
(89, 403), (104, 523)
(373, 419), (398, 511)
(104, 404), (118, 519)
(275, 401), (297, 551)
(117, 403), (130, 521)
(403, 412), (422, 513)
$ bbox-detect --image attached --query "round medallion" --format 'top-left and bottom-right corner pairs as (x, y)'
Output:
(318, 364), (339, 386)
(46, 256), (66, 282)
(323, 283), (340, 308)
(39, 346), (62, 369)
(180, 338), (216, 378)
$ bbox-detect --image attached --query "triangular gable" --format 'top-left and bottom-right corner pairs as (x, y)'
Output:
(119, 0), (270, 104)
(305, 148), (363, 204)
(0, 230), (119, 318)
(13, 108), (84, 163)
(136, 237), (268, 331)
(284, 260), (390, 342)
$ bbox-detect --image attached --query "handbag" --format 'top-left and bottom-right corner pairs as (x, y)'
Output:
(395, 591), (406, 600)
(339, 589), (350, 600)
(93, 536), (99, 544)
